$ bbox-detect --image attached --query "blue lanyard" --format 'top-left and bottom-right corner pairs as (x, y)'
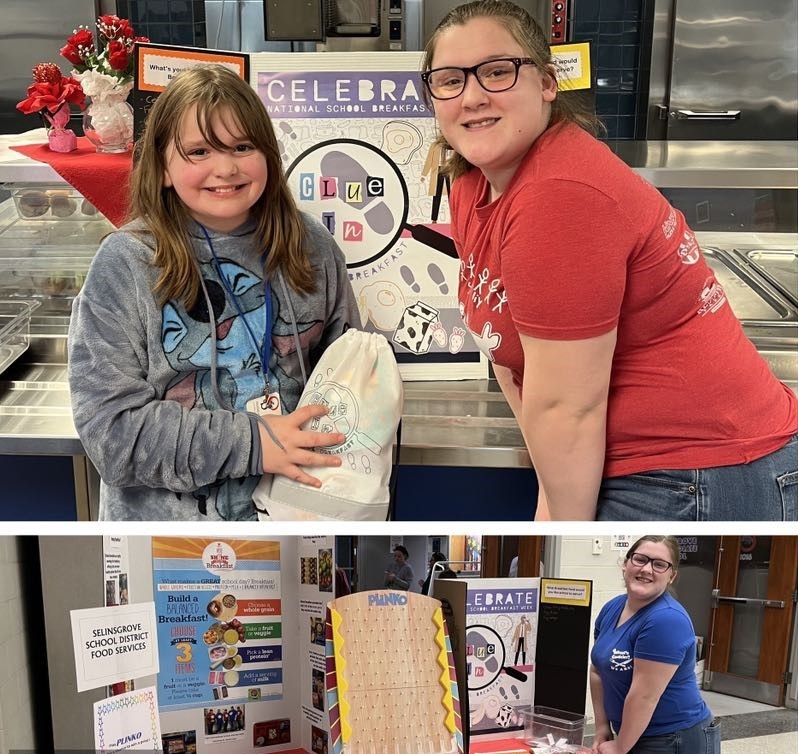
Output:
(199, 224), (272, 392)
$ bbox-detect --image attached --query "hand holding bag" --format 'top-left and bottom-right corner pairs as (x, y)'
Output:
(253, 329), (402, 520)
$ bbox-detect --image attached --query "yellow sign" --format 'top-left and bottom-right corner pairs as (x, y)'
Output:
(552, 42), (592, 91)
(540, 577), (592, 606)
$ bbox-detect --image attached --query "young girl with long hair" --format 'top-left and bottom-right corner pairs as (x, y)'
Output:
(68, 65), (359, 520)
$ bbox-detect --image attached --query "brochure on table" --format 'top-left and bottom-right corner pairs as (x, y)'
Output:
(250, 51), (485, 381)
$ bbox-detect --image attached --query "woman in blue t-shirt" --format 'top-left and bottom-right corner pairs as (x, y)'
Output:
(590, 536), (721, 754)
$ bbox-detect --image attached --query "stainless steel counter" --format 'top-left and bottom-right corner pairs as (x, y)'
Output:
(0, 327), (530, 465)
(2, 233), (797, 467)
(607, 141), (798, 189)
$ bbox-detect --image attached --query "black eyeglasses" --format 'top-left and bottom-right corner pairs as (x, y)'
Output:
(422, 57), (536, 100)
(628, 552), (673, 573)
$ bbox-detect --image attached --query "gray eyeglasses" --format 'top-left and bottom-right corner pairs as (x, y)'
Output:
(422, 57), (536, 100)
(629, 552), (674, 573)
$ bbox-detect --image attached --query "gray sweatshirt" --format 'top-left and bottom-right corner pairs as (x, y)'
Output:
(68, 214), (359, 521)
(384, 562), (414, 590)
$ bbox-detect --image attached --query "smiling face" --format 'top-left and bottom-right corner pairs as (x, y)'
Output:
(622, 541), (676, 605)
(394, 549), (407, 566)
(429, 17), (557, 196)
(163, 104), (269, 233)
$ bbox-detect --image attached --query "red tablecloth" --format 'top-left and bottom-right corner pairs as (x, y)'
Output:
(470, 739), (529, 753)
(11, 137), (132, 227)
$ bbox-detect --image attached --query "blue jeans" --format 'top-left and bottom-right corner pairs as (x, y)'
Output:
(629, 716), (721, 754)
(597, 434), (798, 521)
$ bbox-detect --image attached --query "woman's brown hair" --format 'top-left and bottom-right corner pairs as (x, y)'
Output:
(421, 0), (604, 180)
(626, 535), (681, 572)
(128, 64), (315, 308)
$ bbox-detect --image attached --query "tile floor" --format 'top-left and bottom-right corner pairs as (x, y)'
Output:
(701, 691), (797, 754)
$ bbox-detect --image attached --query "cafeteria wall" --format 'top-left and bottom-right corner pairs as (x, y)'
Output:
(0, 538), (35, 754)
(549, 535), (644, 724)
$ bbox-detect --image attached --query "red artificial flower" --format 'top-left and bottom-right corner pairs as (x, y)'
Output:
(98, 15), (134, 42)
(59, 43), (84, 67)
(107, 40), (129, 72)
(118, 20), (135, 41)
(59, 15), (140, 80)
(32, 63), (63, 84)
(66, 27), (95, 52)
(16, 76), (86, 115)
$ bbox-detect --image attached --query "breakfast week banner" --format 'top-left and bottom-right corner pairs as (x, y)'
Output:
(152, 538), (283, 711)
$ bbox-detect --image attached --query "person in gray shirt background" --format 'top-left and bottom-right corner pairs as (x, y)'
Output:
(384, 545), (414, 591)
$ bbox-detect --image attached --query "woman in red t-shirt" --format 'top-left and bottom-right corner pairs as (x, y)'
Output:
(420, 0), (797, 520)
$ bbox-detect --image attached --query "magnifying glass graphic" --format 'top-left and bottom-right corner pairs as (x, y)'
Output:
(285, 138), (457, 269)
(466, 624), (529, 692)
(302, 378), (382, 455)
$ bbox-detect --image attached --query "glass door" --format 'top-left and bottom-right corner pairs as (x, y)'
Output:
(706, 536), (798, 705)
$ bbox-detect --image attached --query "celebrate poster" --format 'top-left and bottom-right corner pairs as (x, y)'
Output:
(250, 51), (485, 380)
(465, 578), (540, 737)
(152, 538), (283, 711)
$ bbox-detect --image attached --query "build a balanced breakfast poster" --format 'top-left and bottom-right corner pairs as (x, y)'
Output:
(152, 538), (283, 711)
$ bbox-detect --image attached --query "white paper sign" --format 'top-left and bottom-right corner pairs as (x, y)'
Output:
(94, 686), (162, 753)
(611, 535), (635, 551)
(71, 603), (159, 692)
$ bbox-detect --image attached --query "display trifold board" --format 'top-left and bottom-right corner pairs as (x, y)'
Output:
(325, 591), (464, 754)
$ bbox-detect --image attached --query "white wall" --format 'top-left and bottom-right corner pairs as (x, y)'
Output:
(0, 537), (35, 754)
(549, 535), (630, 726)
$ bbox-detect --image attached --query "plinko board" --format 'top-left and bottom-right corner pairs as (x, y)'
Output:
(325, 591), (464, 754)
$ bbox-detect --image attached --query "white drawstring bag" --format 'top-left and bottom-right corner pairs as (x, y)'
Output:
(253, 329), (403, 521)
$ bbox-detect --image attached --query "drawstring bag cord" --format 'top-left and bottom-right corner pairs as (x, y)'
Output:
(196, 260), (286, 451)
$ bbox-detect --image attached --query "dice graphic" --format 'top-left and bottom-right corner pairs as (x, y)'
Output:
(496, 704), (514, 728)
(393, 301), (439, 354)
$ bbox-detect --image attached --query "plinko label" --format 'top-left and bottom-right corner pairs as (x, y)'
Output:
(153, 538), (283, 711)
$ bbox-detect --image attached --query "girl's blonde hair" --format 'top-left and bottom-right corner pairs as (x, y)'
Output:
(421, 0), (604, 180)
(128, 64), (314, 307)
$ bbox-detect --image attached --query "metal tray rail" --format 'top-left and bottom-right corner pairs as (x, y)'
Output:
(0, 298), (41, 374)
(702, 247), (798, 326)
(726, 248), (798, 309)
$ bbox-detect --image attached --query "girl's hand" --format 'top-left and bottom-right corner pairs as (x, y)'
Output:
(258, 404), (345, 487)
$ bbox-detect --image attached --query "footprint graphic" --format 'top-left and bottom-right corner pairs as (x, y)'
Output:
(364, 202), (394, 234)
(427, 262), (449, 294)
(400, 265), (421, 293)
(279, 122), (298, 140)
(320, 151), (395, 234)
(347, 452), (356, 470)
(362, 456), (372, 475)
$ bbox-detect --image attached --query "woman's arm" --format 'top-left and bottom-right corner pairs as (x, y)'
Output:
(598, 658), (679, 754)
(493, 363), (552, 520)
(589, 664), (612, 752)
(518, 329), (616, 520)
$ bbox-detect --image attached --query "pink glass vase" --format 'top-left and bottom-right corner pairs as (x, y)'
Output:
(44, 106), (77, 153)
